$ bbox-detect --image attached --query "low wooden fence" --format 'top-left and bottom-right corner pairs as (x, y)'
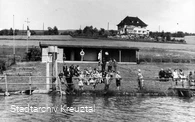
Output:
(139, 57), (195, 64)
(1, 74), (194, 95)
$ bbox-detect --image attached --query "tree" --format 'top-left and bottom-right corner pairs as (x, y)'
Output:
(0, 29), (9, 35)
(99, 28), (105, 36)
(30, 30), (36, 35)
(53, 26), (59, 35)
(109, 30), (117, 36)
(9, 28), (13, 35)
(165, 32), (171, 41)
(47, 27), (53, 35)
(93, 27), (99, 37)
(25, 47), (41, 61)
(83, 26), (93, 36)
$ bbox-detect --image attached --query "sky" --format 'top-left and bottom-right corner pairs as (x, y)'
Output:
(0, 0), (195, 33)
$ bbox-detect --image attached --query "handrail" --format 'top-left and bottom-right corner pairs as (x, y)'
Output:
(0, 75), (194, 80)
(1, 74), (194, 96)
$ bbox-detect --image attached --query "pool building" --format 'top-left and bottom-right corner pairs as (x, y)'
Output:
(40, 38), (139, 64)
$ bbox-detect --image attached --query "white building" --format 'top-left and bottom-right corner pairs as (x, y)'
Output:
(117, 16), (149, 36)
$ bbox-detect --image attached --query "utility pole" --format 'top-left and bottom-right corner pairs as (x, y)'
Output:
(107, 22), (109, 31)
(23, 24), (24, 35)
(13, 15), (15, 64)
(159, 25), (160, 32)
(107, 22), (109, 36)
(43, 22), (44, 35)
(25, 18), (30, 53)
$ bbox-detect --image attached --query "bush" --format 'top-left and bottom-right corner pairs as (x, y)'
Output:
(152, 58), (162, 63)
(25, 47), (41, 61)
(172, 58), (180, 63)
(139, 57), (152, 63)
(190, 59), (195, 63)
(162, 58), (171, 63)
(0, 59), (6, 74)
(181, 59), (190, 63)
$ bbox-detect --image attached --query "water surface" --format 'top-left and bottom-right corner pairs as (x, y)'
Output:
(0, 94), (195, 122)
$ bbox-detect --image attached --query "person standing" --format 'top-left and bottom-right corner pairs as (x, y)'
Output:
(98, 50), (102, 62)
(137, 69), (144, 90)
(108, 58), (113, 72)
(104, 72), (114, 92)
(172, 69), (179, 85)
(98, 61), (102, 72)
(78, 71), (84, 91)
(188, 71), (193, 86)
(102, 58), (106, 72)
(113, 59), (117, 72)
(115, 71), (122, 90)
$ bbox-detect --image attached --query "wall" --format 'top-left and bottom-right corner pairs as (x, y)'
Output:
(102, 49), (119, 62)
(121, 49), (136, 62)
(42, 47), (137, 63)
(118, 25), (149, 35)
(42, 47), (63, 62)
(84, 49), (98, 61)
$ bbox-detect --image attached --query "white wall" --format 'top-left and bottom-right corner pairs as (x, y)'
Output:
(41, 47), (63, 62)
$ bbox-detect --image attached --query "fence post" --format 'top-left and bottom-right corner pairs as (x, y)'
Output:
(5, 75), (8, 93)
(59, 77), (62, 96)
(29, 76), (32, 95)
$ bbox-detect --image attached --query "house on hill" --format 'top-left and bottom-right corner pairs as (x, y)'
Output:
(117, 16), (149, 36)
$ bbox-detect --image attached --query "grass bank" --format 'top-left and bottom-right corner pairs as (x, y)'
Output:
(1, 62), (195, 95)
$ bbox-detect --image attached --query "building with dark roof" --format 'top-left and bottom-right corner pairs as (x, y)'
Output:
(117, 16), (149, 35)
(40, 38), (139, 64)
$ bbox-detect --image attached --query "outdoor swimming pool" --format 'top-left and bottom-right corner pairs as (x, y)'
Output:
(0, 94), (195, 122)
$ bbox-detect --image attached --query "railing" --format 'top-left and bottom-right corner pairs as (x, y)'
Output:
(0, 75), (54, 95)
(0, 75), (194, 96)
(139, 57), (195, 64)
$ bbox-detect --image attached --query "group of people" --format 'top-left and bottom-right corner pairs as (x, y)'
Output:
(172, 69), (195, 86)
(158, 68), (195, 86)
(100, 58), (118, 73)
(59, 63), (122, 93)
(158, 68), (173, 81)
(58, 63), (195, 93)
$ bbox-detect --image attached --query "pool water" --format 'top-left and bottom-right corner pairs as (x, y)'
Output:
(0, 94), (195, 122)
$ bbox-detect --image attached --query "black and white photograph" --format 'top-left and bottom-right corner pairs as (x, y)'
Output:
(0, 0), (195, 121)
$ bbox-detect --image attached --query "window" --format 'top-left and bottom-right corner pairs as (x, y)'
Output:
(138, 31), (141, 33)
(134, 30), (137, 32)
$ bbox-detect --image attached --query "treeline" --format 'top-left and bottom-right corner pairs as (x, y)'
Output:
(149, 31), (195, 39)
(149, 31), (191, 43)
(44, 26), (59, 35)
(1, 26), (194, 37)
(61, 26), (118, 38)
(0, 26), (59, 36)
(48, 25), (118, 38)
(0, 28), (36, 35)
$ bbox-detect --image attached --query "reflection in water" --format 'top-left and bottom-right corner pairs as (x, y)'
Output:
(65, 95), (74, 107)
(0, 94), (194, 122)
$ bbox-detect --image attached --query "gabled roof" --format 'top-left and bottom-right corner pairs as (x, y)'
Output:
(117, 16), (147, 27)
